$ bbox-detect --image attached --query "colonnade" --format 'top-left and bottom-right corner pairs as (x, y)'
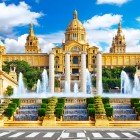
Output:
(49, 51), (102, 95)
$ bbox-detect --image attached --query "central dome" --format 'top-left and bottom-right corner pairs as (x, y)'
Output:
(66, 10), (85, 31)
(65, 10), (86, 44)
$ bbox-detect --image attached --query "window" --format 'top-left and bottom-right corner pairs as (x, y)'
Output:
(73, 56), (78, 64)
(81, 34), (84, 40)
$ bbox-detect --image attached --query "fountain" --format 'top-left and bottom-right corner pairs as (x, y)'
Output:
(42, 69), (49, 93)
(86, 69), (92, 94)
(17, 72), (26, 94)
(121, 71), (132, 94)
(73, 83), (79, 94)
(36, 79), (41, 94)
(133, 74), (140, 93)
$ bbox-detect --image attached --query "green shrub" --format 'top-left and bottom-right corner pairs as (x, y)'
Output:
(134, 103), (140, 109)
(102, 98), (110, 104)
(104, 104), (110, 108)
(4, 86), (13, 96)
(55, 108), (63, 118)
(12, 99), (21, 107)
(56, 103), (64, 108)
(105, 107), (113, 117)
(38, 108), (46, 117)
(86, 98), (94, 104)
(131, 98), (139, 106)
(88, 104), (94, 108)
(88, 108), (95, 116)
(41, 103), (47, 109)
(42, 99), (49, 104)
(8, 103), (17, 110)
(5, 108), (15, 117)
(58, 98), (65, 104)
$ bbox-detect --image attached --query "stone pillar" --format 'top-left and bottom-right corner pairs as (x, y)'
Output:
(65, 52), (71, 92)
(96, 52), (102, 95)
(81, 52), (87, 94)
(49, 52), (55, 93)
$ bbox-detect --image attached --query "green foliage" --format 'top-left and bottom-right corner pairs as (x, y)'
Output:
(104, 104), (110, 108)
(2, 60), (42, 90)
(86, 98), (94, 104)
(58, 98), (65, 104)
(5, 86), (13, 96)
(5, 108), (15, 117)
(55, 79), (60, 87)
(41, 103), (47, 109)
(42, 98), (49, 104)
(87, 108), (95, 116)
(56, 103), (64, 108)
(102, 98), (110, 104)
(105, 107), (113, 117)
(8, 103), (17, 111)
(88, 104), (94, 108)
(131, 98), (140, 106)
(38, 108), (46, 117)
(123, 66), (136, 80)
(12, 99), (21, 107)
(55, 108), (63, 118)
(134, 103), (140, 109)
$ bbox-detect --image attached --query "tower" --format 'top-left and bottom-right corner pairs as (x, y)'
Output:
(0, 39), (6, 54)
(25, 23), (41, 53)
(110, 21), (126, 53)
(65, 10), (86, 44)
(9, 64), (17, 81)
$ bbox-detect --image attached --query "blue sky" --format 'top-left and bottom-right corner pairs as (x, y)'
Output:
(0, 0), (140, 53)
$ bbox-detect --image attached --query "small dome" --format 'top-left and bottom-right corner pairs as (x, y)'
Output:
(66, 10), (85, 31)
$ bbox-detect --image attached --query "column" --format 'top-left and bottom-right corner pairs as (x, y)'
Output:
(96, 51), (102, 95)
(0, 53), (2, 71)
(81, 52), (87, 94)
(49, 52), (55, 93)
(65, 52), (71, 93)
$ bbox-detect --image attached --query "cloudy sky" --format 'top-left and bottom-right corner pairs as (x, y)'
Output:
(0, 0), (140, 53)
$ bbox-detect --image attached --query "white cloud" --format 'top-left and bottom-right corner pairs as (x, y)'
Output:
(4, 31), (65, 53)
(136, 17), (140, 22)
(84, 14), (122, 30)
(0, 2), (42, 33)
(96, 0), (130, 5)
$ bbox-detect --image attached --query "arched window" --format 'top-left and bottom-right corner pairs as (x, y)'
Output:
(73, 56), (78, 64)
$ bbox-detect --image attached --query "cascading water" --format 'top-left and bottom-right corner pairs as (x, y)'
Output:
(74, 83), (79, 94)
(133, 74), (140, 92)
(86, 69), (92, 94)
(36, 79), (41, 94)
(64, 81), (70, 94)
(41, 69), (48, 93)
(121, 70), (132, 94)
(17, 72), (26, 94)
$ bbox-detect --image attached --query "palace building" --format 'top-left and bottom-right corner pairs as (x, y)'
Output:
(0, 10), (140, 76)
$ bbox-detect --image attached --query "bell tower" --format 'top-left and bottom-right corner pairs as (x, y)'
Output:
(110, 21), (126, 53)
(25, 23), (41, 53)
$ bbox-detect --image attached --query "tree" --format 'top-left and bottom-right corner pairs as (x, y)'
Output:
(2, 60), (42, 90)
(5, 86), (13, 96)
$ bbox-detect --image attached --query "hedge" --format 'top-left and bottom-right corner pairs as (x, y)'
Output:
(104, 104), (110, 108)
(131, 98), (139, 106)
(87, 108), (95, 116)
(5, 108), (15, 117)
(8, 103), (17, 110)
(88, 104), (94, 108)
(105, 107), (113, 117)
(58, 98), (65, 104)
(41, 103), (47, 109)
(55, 108), (63, 118)
(134, 103), (140, 109)
(136, 107), (140, 115)
(12, 99), (21, 107)
(86, 98), (94, 104)
(102, 98), (110, 104)
(42, 98), (49, 104)
(56, 103), (64, 108)
(38, 108), (46, 117)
